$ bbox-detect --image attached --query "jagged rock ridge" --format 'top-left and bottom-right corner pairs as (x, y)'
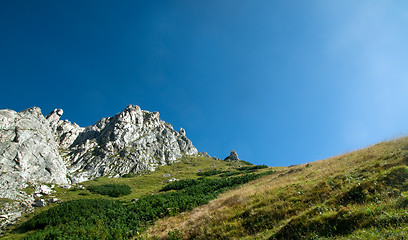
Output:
(57, 105), (198, 183)
(0, 104), (198, 198)
(0, 104), (198, 231)
(44, 104), (198, 182)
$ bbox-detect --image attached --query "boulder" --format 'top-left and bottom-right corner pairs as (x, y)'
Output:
(166, 178), (179, 183)
(60, 184), (71, 189)
(37, 185), (54, 195)
(34, 199), (46, 207)
(47, 198), (61, 203)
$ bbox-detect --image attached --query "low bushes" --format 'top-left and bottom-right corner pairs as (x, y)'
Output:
(18, 171), (275, 239)
(87, 184), (131, 197)
(237, 165), (268, 172)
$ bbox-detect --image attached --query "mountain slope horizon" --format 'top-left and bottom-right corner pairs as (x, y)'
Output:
(2, 105), (408, 239)
(147, 136), (408, 239)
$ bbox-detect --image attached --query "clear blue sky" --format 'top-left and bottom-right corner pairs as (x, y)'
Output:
(1, 1), (408, 166)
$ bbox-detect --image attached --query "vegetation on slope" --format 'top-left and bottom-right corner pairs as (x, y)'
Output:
(147, 137), (408, 239)
(0, 155), (272, 239)
(87, 184), (132, 197)
(6, 137), (408, 239)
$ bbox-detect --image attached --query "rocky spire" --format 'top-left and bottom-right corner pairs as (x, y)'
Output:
(224, 150), (240, 161)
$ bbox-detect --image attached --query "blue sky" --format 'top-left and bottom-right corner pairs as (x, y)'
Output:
(1, 1), (408, 166)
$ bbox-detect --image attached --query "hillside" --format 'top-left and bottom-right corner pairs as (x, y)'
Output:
(147, 137), (408, 239)
(1, 138), (407, 239)
(0, 154), (274, 239)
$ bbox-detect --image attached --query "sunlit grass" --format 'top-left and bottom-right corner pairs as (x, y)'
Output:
(147, 137), (408, 239)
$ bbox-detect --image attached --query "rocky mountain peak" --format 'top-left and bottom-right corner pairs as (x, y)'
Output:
(42, 105), (199, 183)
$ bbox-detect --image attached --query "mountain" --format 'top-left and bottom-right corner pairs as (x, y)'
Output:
(2, 105), (408, 239)
(0, 105), (199, 230)
(48, 104), (197, 183)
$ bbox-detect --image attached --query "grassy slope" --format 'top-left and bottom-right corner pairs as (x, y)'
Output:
(0, 155), (246, 239)
(147, 137), (408, 239)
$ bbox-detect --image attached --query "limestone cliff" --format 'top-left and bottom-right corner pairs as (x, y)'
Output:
(1, 105), (198, 185)
(0, 107), (68, 199)
(55, 105), (198, 183)
(0, 105), (198, 229)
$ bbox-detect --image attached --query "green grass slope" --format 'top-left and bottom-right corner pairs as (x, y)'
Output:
(147, 137), (408, 239)
(0, 154), (272, 239)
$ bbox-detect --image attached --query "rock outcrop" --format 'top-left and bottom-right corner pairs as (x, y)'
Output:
(45, 109), (83, 149)
(224, 150), (240, 161)
(0, 107), (68, 199)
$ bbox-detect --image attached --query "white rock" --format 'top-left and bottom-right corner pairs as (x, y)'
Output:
(47, 198), (60, 203)
(38, 185), (54, 195)
(60, 184), (71, 189)
(166, 178), (179, 183)
(33, 193), (43, 198)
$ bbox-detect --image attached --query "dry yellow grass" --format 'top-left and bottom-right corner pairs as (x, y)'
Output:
(146, 137), (408, 239)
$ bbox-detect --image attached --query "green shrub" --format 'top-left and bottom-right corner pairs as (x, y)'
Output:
(18, 171), (276, 240)
(20, 199), (139, 239)
(168, 229), (182, 240)
(87, 184), (131, 197)
(383, 166), (408, 187)
(237, 165), (268, 172)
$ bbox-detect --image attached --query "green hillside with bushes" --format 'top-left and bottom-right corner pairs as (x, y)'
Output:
(3, 137), (408, 239)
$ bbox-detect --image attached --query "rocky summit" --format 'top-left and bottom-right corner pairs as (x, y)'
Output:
(0, 105), (198, 228)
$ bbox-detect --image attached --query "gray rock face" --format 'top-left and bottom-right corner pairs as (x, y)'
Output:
(0, 107), (67, 232)
(224, 150), (240, 161)
(65, 105), (198, 183)
(1, 105), (198, 184)
(0, 104), (198, 230)
(46, 109), (83, 150)
(0, 107), (68, 200)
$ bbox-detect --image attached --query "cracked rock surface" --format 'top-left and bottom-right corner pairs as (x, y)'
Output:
(0, 105), (198, 232)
